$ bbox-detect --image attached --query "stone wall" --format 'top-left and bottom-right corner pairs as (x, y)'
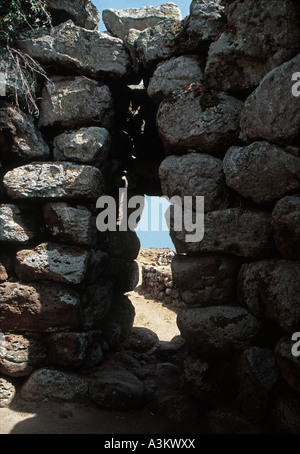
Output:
(0, 0), (300, 434)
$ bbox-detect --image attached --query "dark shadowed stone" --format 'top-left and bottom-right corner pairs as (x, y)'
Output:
(43, 203), (96, 246)
(170, 208), (274, 259)
(21, 368), (89, 402)
(207, 408), (258, 434)
(177, 306), (261, 357)
(122, 327), (159, 353)
(45, 0), (100, 30)
(0, 103), (49, 162)
(272, 391), (300, 434)
(89, 368), (144, 409)
(47, 332), (89, 368)
(272, 196), (300, 260)
(159, 153), (226, 212)
(223, 142), (300, 204)
(38, 76), (114, 128)
(0, 334), (46, 377)
(172, 254), (238, 307)
(3, 163), (104, 200)
(0, 282), (80, 332)
(238, 260), (300, 333)
(237, 347), (279, 421)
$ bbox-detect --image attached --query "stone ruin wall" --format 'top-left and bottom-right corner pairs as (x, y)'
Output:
(0, 0), (299, 434)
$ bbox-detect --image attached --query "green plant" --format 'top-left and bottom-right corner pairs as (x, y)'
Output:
(0, 0), (50, 45)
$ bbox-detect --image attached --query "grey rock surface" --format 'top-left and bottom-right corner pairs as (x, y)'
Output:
(45, 0), (100, 30)
(240, 54), (300, 146)
(0, 377), (15, 408)
(18, 21), (132, 80)
(3, 162), (104, 200)
(272, 196), (300, 259)
(223, 142), (300, 204)
(103, 3), (182, 40)
(0, 204), (42, 243)
(38, 76), (114, 128)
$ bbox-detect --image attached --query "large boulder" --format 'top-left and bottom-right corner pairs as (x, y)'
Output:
(272, 196), (300, 259)
(45, 0), (100, 30)
(15, 242), (90, 285)
(223, 142), (300, 204)
(0, 282), (80, 332)
(0, 103), (49, 162)
(43, 202), (96, 246)
(38, 76), (114, 128)
(238, 260), (300, 333)
(177, 306), (261, 357)
(172, 254), (238, 307)
(159, 153), (226, 212)
(0, 377), (15, 408)
(17, 21), (132, 80)
(135, 18), (185, 69)
(3, 162), (104, 200)
(240, 54), (300, 146)
(147, 55), (204, 105)
(157, 90), (243, 154)
(170, 208), (274, 259)
(0, 204), (42, 243)
(0, 334), (47, 377)
(205, 0), (300, 91)
(53, 127), (111, 166)
(21, 368), (89, 402)
(184, 0), (225, 51)
(102, 3), (182, 40)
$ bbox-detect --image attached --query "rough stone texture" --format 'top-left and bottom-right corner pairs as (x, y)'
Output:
(47, 332), (90, 368)
(207, 408), (258, 434)
(205, 0), (300, 91)
(238, 260), (300, 333)
(89, 368), (144, 409)
(21, 368), (89, 402)
(53, 127), (111, 166)
(147, 55), (204, 105)
(185, 0), (225, 46)
(172, 254), (238, 307)
(0, 256), (10, 282)
(0, 377), (15, 408)
(15, 242), (90, 285)
(122, 327), (159, 353)
(135, 18), (185, 69)
(272, 391), (300, 434)
(177, 306), (261, 357)
(124, 29), (142, 73)
(223, 142), (300, 204)
(0, 103), (50, 162)
(272, 196), (300, 260)
(103, 296), (135, 349)
(38, 76), (114, 128)
(123, 261), (139, 293)
(0, 282), (80, 332)
(0, 334), (47, 377)
(157, 91), (243, 154)
(81, 278), (115, 330)
(43, 203), (96, 246)
(159, 153), (226, 212)
(240, 54), (300, 146)
(45, 0), (100, 30)
(18, 21), (132, 80)
(170, 208), (274, 259)
(275, 337), (300, 397)
(0, 204), (42, 243)
(3, 163), (104, 200)
(103, 3), (182, 40)
(237, 347), (279, 421)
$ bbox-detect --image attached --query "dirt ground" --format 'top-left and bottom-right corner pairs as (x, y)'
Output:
(0, 249), (189, 435)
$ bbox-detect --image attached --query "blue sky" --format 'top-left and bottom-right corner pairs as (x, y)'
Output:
(93, 0), (190, 30)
